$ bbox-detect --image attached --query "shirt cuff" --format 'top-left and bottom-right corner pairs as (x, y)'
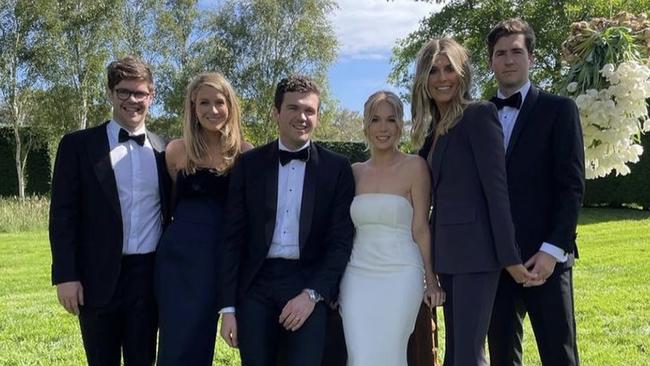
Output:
(219, 307), (235, 314)
(539, 242), (568, 263)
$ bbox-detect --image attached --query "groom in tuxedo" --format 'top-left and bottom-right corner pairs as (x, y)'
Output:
(49, 56), (169, 366)
(219, 75), (355, 366)
(486, 19), (585, 366)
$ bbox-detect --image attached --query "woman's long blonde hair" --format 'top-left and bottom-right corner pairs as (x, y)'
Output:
(411, 38), (473, 149)
(182, 72), (243, 174)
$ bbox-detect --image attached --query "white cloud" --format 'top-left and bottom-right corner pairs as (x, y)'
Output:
(330, 0), (441, 61)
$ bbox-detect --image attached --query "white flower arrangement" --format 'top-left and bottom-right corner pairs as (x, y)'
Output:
(570, 61), (650, 178)
(561, 12), (650, 179)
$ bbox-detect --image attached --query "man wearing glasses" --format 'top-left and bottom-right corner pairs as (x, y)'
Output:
(49, 55), (169, 366)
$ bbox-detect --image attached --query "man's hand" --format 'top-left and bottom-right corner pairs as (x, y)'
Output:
(505, 264), (537, 284)
(56, 281), (83, 315)
(523, 251), (557, 287)
(279, 291), (315, 331)
(220, 313), (238, 348)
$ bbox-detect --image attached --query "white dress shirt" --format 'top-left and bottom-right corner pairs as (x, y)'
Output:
(107, 120), (162, 255)
(267, 139), (310, 259)
(496, 82), (568, 263)
(219, 139), (311, 314)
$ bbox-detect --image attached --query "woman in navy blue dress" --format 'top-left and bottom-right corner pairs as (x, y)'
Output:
(155, 72), (252, 365)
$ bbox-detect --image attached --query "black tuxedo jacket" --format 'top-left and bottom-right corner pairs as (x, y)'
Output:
(420, 102), (521, 274)
(500, 86), (585, 264)
(219, 140), (355, 308)
(49, 121), (170, 307)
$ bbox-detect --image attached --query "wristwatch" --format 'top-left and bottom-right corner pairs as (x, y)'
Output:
(303, 288), (323, 303)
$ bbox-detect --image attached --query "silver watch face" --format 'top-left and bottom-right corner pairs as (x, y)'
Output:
(306, 289), (320, 302)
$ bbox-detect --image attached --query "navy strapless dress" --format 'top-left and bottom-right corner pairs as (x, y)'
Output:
(155, 169), (228, 366)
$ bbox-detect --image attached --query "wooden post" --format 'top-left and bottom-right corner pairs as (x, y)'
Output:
(407, 303), (439, 366)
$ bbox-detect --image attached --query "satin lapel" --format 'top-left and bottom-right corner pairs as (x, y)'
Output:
(148, 132), (168, 222)
(264, 141), (279, 247)
(430, 132), (450, 191)
(506, 86), (539, 162)
(88, 122), (122, 219)
(299, 143), (318, 250)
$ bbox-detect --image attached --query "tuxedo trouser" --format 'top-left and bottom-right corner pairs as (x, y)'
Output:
(237, 258), (327, 366)
(488, 266), (578, 366)
(79, 253), (158, 366)
(438, 271), (500, 366)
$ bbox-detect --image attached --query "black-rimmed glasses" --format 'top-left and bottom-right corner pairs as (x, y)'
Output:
(114, 88), (151, 102)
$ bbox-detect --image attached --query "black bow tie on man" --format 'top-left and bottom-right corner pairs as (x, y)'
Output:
(279, 148), (310, 166)
(491, 92), (522, 110)
(118, 128), (146, 146)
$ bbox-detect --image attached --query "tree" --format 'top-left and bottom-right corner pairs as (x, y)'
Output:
(0, 0), (54, 199)
(390, 0), (650, 99)
(197, 0), (339, 145)
(316, 103), (365, 142)
(46, 0), (120, 131)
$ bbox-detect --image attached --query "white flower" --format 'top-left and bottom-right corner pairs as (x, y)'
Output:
(571, 61), (650, 178)
(567, 82), (578, 93)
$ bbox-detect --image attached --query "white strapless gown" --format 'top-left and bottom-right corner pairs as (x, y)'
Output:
(339, 193), (425, 366)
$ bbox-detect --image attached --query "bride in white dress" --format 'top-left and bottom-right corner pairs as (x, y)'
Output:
(339, 91), (445, 366)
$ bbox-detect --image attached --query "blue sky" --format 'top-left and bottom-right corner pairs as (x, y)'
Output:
(327, 0), (441, 114)
(198, 0), (441, 115)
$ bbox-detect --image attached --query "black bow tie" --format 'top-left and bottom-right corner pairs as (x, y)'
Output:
(491, 92), (522, 110)
(279, 148), (310, 166)
(118, 128), (145, 146)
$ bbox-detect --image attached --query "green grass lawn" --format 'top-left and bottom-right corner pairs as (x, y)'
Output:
(1, 208), (649, 365)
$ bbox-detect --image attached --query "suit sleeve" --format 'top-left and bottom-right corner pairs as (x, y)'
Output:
(49, 134), (82, 285)
(547, 98), (585, 252)
(218, 155), (248, 309)
(307, 159), (355, 302)
(467, 103), (521, 267)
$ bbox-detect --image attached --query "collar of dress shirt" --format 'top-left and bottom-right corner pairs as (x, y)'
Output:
(278, 138), (310, 152)
(108, 119), (147, 141)
(497, 80), (531, 102)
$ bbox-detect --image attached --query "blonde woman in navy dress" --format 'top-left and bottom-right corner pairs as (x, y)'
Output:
(155, 72), (252, 365)
(338, 91), (445, 366)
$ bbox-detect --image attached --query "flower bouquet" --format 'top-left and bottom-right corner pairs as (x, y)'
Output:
(561, 12), (650, 179)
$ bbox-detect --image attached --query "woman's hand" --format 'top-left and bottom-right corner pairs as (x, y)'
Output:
(423, 276), (446, 308)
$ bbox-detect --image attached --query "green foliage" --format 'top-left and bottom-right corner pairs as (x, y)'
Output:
(197, 0), (339, 145)
(584, 132), (650, 209)
(315, 104), (365, 143)
(391, 0), (650, 97)
(317, 141), (369, 163)
(561, 12), (650, 95)
(0, 128), (51, 197)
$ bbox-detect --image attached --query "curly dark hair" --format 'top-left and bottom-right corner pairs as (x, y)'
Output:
(273, 75), (321, 111)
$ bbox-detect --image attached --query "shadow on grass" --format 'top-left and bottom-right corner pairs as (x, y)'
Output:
(579, 207), (650, 225)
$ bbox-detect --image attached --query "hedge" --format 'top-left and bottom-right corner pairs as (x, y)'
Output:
(0, 128), (51, 197)
(582, 132), (650, 209)
(1, 132), (648, 209)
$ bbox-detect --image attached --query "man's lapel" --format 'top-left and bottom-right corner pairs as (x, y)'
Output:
(298, 143), (318, 249)
(264, 141), (280, 247)
(88, 121), (122, 219)
(148, 131), (169, 223)
(506, 86), (539, 162)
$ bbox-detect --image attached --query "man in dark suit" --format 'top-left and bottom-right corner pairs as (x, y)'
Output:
(486, 19), (585, 366)
(218, 75), (355, 366)
(49, 55), (169, 366)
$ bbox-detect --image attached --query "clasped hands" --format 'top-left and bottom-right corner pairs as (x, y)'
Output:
(507, 251), (557, 287)
(423, 275), (445, 310)
(220, 291), (316, 348)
